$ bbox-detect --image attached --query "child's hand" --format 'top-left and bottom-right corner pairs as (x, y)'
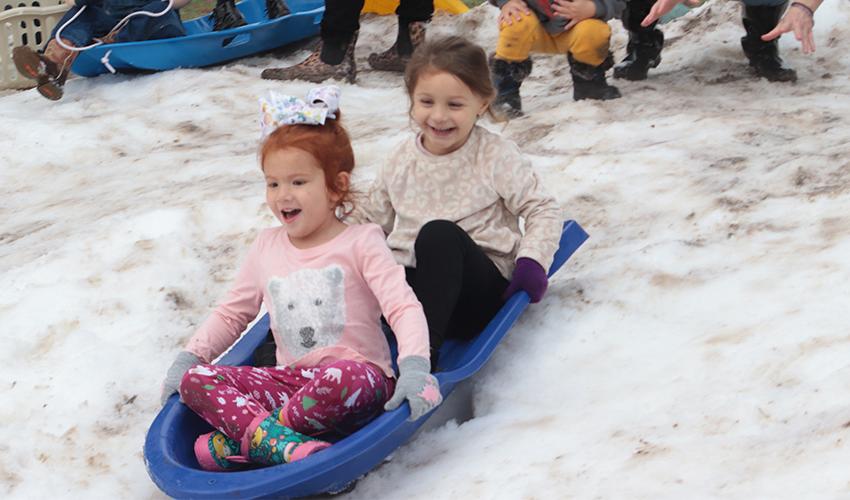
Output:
(160, 351), (202, 406)
(384, 356), (442, 421)
(502, 257), (548, 303)
(552, 0), (597, 30)
(499, 0), (531, 26)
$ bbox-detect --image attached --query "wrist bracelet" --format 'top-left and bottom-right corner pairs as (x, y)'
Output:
(790, 1), (814, 17)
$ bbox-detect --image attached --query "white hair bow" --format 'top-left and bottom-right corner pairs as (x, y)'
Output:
(259, 85), (341, 136)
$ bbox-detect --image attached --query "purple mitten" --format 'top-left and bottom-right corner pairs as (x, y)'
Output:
(502, 257), (548, 303)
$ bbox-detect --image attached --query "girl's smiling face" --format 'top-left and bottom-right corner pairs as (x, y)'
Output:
(410, 69), (491, 156)
(263, 147), (347, 249)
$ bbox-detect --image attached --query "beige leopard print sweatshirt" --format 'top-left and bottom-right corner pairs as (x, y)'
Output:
(348, 125), (564, 279)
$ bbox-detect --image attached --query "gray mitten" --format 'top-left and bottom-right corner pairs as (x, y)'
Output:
(160, 351), (202, 406)
(384, 356), (443, 421)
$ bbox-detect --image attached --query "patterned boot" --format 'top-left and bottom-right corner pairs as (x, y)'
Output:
(12, 39), (76, 101)
(261, 31), (358, 83)
(247, 408), (331, 466)
(194, 430), (250, 471)
(265, 0), (290, 20)
(367, 20), (426, 72)
(211, 0), (247, 31)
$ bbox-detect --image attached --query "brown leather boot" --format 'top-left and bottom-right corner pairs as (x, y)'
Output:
(12, 39), (76, 100)
(261, 31), (357, 83)
(367, 20), (426, 72)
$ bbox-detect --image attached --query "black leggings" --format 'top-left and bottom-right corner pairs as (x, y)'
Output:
(405, 220), (509, 370)
(321, 0), (434, 49)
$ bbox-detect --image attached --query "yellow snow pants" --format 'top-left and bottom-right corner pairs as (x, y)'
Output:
(495, 12), (611, 66)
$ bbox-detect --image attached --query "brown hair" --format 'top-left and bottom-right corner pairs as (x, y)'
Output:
(259, 111), (355, 211)
(404, 36), (498, 120)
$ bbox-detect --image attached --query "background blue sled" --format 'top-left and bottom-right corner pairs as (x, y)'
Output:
(71, 0), (324, 77)
(146, 220), (588, 499)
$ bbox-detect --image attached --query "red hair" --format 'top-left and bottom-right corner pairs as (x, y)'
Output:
(259, 111), (355, 210)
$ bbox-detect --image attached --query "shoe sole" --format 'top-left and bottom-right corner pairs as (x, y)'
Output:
(37, 80), (64, 101)
(12, 46), (45, 80)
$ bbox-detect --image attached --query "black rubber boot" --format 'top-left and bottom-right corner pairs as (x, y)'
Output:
(569, 54), (621, 101)
(211, 0), (247, 31)
(489, 57), (532, 118)
(741, 2), (797, 82)
(614, 29), (663, 80)
(265, 0), (289, 20)
(614, 0), (664, 80)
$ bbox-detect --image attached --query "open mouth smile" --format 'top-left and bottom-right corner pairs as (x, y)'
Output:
(281, 209), (301, 222)
(428, 124), (456, 137)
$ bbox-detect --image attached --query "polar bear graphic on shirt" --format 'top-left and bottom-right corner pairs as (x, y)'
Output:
(267, 265), (346, 359)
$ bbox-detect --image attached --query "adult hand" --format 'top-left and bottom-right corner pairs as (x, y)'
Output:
(160, 351), (202, 406)
(553, 0), (597, 31)
(762, 2), (816, 54)
(502, 257), (548, 303)
(384, 356), (442, 421)
(641, 0), (682, 27)
(499, 0), (531, 26)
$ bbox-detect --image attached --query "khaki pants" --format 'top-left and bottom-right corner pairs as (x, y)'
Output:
(495, 12), (611, 66)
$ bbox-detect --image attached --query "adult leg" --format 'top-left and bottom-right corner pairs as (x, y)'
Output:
(490, 11), (540, 117)
(262, 0), (363, 82)
(613, 0), (664, 81)
(367, 0), (433, 72)
(741, 0), (796, 82)
(406, 220), (509, 370)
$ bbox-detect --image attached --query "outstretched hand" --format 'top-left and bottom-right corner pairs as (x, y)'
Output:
(641, 0), (682, 27)
(762, 3), (816, 54)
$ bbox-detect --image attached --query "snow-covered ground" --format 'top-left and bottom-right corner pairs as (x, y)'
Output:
(2, 1), (849, 498)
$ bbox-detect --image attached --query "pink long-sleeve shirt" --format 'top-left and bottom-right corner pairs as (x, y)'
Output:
(185, 223), (430, 377)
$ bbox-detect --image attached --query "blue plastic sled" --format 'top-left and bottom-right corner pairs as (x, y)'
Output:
(145, 220), (588, 499)
(71, 0), (323, 77)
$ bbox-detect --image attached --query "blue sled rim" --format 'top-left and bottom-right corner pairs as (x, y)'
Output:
(145, 220), (588, 499)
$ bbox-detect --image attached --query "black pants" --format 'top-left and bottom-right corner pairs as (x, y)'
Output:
(321, 0), (434, 50)
(405, 220), (509, 370)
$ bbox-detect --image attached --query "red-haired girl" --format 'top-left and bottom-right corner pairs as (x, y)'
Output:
(159, 86), (441, 471)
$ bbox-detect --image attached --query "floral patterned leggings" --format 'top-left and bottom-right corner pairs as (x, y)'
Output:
(179, 359), (394, 442)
